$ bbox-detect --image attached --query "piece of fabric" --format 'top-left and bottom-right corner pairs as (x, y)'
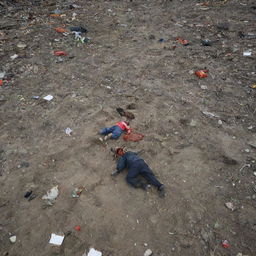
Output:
(100, 125), (123, 139)
(123, 132), (144, 142)
(116, 121), (130, 132)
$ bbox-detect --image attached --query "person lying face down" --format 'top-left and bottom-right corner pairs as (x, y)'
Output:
(111, 148), (165, 198)
(100, 121), (131, 141)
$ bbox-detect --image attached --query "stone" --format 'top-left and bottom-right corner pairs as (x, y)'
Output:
(17, 43), (27, 49)
(9, 235), (16, 243)
(144, 249), (153, 256)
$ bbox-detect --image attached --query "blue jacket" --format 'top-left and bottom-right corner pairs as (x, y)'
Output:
(116, 151), (142, 172)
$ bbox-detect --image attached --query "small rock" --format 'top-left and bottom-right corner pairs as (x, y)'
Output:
(144, 249), (153, 256)
(201, 85), (207, 90)
(10, 54), (18, 60)
(218, 120), (223, 125)
(217, 22), (229, 31)
(17, 42), (27, 49)
(225, 202), (235, 211)
(149, 35), (155, 40)
(127, 103), (136, 109)
(253, 172), (256, 176)
(201, 39), (211, 46)
(252, 194), (256, 200)
(9, 236), (16, 243)
(244, 149), (250, 153)
(189, 119), (197, 127)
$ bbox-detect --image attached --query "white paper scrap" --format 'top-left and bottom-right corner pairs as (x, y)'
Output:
(65, 127), (72, 136)
(43, 95), (54, 101)
(87, 248), (102, 256)
(49, 233), (64, 246)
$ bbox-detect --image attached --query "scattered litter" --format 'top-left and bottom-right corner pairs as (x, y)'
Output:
(54, 51), (68, 56)
(24, 191), (32, 198)
(214, 221), (220, 229)
(9, 235), (16, 243)
(0, 80), (3, 86)
(75, 225), (81, 231)
(55, 27), (67, 33)
(32, 96), (40, 99)
(238, 31), (256, 39)
(50, 14), (61, 18)
(70, 4), (81, 9)
(10, 54), (18, 60)
(144, 249), (153, 256)
(201, 85), (207, 90)
(65, 127), (73, 136)
(71, 187), (84, 198)
(251, 84), (256, 89)
(244, 148), (250, 153)
(225, 202), (235, 211)
(18, 162), (30, 168)
(69, 26), (87, 33)
(176, 37), (189, 46)
(218, 120), (223, 125)
(253, 172), (256, 176)
(201, 39), (211, 46)
(248, 140), (256, 149)
(195, 70), (208, 78)
(243, 51), (252, 56)
(202, 111), (220, 118)
(43, 95), (54, 101)
(42, 186), (59, 201)
(217, 22), (229, 31)
(17, 42), (27, 49)
(49, 233), (64, 246)
(0, 71), (6, 79)
(123, 132), (144, 142)
(87, 248), (102, 256)
(222, 239), (230, 248)
(158, 38), (165, 42)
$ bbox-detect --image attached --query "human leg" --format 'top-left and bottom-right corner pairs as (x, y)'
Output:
(111, 126), (123, 139)
(126, 166), (147, 190)
(100, 126), (115, 135)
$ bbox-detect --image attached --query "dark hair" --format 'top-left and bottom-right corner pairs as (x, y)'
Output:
(125, 121), (130, 126)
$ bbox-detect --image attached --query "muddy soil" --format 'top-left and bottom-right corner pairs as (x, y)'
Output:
(0, 0), (256, 255)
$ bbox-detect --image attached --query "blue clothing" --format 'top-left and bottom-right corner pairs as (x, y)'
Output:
(116, 152), (162, 189)
(100, 125), (123, 139)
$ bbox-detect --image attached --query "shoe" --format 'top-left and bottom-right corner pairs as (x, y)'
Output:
(158, 185), (166, 198)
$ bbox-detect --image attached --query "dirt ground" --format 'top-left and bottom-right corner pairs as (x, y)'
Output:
(0, 0), (256, 255)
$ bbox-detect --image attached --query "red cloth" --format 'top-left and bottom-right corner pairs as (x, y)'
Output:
(116, 121), (130, 133)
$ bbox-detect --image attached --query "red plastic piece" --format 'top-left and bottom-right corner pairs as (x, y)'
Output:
(0, 80), (2, 86)
(75, 225), (81, 231)
(195, 70), (209, 78)
(54, 51), (68, 56)
(222, 240), (230, 248)
(55, 27), (67, 33)
(176, 37), (189, 46)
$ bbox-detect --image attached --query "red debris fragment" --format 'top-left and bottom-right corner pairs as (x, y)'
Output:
(54, 51), (68, 56)
(222, 240), (230, 248)
(195, 70), (209, 78)
(75, 225), (81, 231)
(0, 80), (3, 86)
(55, 27), (67, 33)
(176, 37), (189, 46)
